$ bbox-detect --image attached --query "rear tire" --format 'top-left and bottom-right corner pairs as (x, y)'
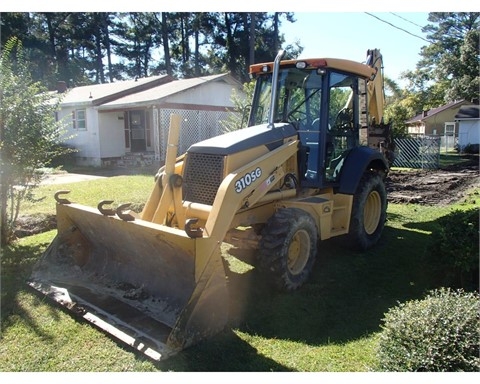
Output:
(258, 208), (318, 291)
(347, 171), (387, 251)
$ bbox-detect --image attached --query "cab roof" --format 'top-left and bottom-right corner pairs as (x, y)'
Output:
(250, 57), (376, 80)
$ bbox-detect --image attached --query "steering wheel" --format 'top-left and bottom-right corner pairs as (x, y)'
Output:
(287, 110), (309, 127)
(334, 108), (353, 131)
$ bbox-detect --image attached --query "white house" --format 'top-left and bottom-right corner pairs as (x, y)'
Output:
(455, 104), (480, 152)
(57, 73), (244, 167)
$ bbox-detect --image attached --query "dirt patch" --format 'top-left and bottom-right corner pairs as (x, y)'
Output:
(14, 213), (57, 238)
(386, 157), (479, 205)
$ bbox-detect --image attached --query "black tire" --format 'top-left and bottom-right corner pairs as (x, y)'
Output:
(347, 171), (387, 251)
(258, 208), (318, 291)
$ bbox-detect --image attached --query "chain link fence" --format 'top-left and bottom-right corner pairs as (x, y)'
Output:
(440, 135), (457, 152)
(393, 137), (441, 169)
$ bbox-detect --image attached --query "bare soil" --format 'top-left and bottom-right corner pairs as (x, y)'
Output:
(386, 156), (479, 205)
(13, 157), (479, 238)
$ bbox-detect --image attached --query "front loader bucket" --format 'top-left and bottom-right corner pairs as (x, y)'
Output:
(27, 202), (229, 361)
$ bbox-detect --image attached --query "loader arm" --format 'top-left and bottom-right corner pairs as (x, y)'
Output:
(168, 138), (300, 346)
(204, 138), (299, 240)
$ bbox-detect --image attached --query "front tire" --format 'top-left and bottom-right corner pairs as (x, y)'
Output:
(258, 208), (318, 291)
(347, 171), (387, 251)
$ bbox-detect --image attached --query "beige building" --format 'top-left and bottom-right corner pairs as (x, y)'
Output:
(405, 100), (468, 137)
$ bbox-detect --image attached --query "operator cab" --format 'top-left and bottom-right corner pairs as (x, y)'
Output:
(249, 59), (368, 189)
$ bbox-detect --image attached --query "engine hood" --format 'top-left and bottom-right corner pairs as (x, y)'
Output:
(187, 123), (298, 156)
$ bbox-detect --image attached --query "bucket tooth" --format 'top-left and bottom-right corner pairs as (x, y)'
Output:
(97, 200), (116, 216)
(116, 203), (135, 221)
(54, 190), (71, 204)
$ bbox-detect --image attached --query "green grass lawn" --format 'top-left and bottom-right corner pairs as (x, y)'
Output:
(1, 175), (478, 372)
(438, 152), (478, 168)
(21, 174), (154, 216)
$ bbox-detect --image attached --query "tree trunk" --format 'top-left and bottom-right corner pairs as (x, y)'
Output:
(0, 181), (9, 246)
(273, 12), (279, 54)
(94, 25), (105, 83)
(225, 13), (236, 75)
(249, 13), (256, 66)
(102, 14), (114, 82)
(0, 118), (9, 246)
(44, 13), (70, 84)
(194, 29), (200, 76)
(180, 15), (186, 64)
(45, 13), (57, 63)
(161, 13), (172, 76)
(143, 41), (151, 77)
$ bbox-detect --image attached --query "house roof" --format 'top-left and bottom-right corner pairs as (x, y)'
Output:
(98, 73), (241, 109)
(58, 75), (173, 107)
(406, 99), (466, 124)
(455, 105), (480, 120)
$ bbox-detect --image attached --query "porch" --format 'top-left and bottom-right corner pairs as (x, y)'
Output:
(101, 151), (159, 168)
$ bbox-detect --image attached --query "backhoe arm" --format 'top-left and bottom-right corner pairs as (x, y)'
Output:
(366, 48), (385, 125)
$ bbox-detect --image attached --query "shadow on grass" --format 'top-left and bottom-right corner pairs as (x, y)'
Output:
(152, 328), (293, 371)
(1, 236), (292, 371)
(143, 215), (440, 370)
(1, 240), (63, 340)
(0, 207), (455, 370)
(221, 214), (441, 348)
(439, 152), (478, 168)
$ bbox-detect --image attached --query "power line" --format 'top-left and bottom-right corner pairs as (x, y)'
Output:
(364, 12), (431, 44)
(389, 12), (425, 30)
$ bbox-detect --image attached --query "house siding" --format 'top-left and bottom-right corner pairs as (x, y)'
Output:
(59, 106), (102, 166)
(167, 81), (238, 106)
(423, 109), (457, 136)
(458, 120), (480, 150)
(408, 109), (459, 136)
(98, 111), (127, 158)
(406, 101), (467, 137)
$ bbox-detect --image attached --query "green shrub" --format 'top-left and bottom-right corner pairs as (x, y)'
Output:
(428, 208), (479, 290)
(377, 288), (480, 372)
(463, 144), (479, 154)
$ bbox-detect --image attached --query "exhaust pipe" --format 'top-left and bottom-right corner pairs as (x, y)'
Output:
(267, 49), (286, 129)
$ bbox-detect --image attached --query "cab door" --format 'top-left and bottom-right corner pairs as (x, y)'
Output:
(324, 72), (361, 183)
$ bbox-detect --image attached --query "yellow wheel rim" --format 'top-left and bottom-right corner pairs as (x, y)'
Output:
(287, 229), (310, 275)
(364, 190), (381, 235)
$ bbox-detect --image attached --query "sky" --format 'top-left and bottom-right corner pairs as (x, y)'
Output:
(2, 0), (478, 88)
(280, 12), (431, 86)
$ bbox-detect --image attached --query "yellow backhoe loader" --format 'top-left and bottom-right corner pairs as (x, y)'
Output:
(28, 49), (393, 361)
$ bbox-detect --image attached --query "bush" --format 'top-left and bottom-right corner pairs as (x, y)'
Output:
(427, 208), (479, 290)
(48, 143), (78, 168)
(377, 288), (480, 372)
(463, 144), (479, 154)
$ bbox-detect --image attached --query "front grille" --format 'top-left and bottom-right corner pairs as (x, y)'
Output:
(183, 153), (225, 205)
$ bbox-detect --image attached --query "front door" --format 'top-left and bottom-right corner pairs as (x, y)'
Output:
(129, 110), (146, 152)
